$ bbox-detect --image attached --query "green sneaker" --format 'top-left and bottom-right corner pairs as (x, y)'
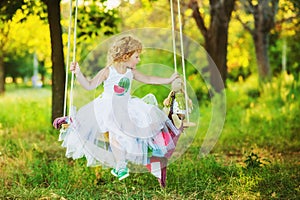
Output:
(117, 168), (129, 181)
(111, 168), (118, 177)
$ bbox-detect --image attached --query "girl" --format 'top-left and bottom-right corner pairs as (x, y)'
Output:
(60, 35), (179, 181)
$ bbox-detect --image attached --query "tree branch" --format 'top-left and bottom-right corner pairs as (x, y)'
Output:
(236, 14), (254, 35)
(188, 0), (208, 38)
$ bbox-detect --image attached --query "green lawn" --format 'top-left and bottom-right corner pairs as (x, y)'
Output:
(0, 76), (299, 199)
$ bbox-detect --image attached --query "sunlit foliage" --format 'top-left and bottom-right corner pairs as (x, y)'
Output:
(4, 9), (51, 80)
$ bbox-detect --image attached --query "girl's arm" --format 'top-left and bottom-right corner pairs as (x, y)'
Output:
(132, 69), (179, 84)
(71, 62), (109, 90)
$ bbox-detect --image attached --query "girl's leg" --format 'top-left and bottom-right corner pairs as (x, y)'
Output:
(109, 134), (129, 180)
(109, 133), (127, 170)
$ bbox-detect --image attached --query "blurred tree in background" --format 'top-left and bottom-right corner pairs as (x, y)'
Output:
(270, 0), (300, 76)
(236, 0), (290, 82)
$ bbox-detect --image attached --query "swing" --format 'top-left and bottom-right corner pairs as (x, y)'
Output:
(53, 0), (195, 188)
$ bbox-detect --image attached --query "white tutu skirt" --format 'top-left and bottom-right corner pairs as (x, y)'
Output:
(59, 93), (179, 168)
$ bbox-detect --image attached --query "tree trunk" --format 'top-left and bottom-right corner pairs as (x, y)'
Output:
(0, 55), (4, 95)
(253, 31), (271, 81)
(189, 0), (235, 93)
(243, 0), (279, 83)
(43, 0), (65, 121)
(251, 1), (278, 82)
(205, 21), (229, 93)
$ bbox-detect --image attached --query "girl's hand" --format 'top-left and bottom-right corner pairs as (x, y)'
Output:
(70, 62), (80, 75)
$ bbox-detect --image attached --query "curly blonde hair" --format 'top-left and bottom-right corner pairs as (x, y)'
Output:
(107, 35), (142, 65)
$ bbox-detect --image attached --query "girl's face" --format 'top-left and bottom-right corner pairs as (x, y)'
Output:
(126, 52), (140, 70)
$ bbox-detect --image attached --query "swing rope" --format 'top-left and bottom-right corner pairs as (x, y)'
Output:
(63, 0), (79, 118)
(63, 0), (73, 117)
(68, 0), (79, 117)
(170, 0), (190, 123)
(169, 0), (177, 73)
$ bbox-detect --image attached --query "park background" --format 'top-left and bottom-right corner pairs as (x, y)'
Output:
(0, 0), (299, 199)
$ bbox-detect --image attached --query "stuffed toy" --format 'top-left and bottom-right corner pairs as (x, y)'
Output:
(163, 77), (193, 128)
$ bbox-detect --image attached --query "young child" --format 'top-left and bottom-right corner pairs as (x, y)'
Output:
(61, 35), (179, 181)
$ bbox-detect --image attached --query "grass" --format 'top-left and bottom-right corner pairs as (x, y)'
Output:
(0, 75), (300, 199)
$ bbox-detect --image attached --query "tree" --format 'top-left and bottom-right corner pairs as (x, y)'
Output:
(189, 0), (236, 92)
(237, 0), (279, 83)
